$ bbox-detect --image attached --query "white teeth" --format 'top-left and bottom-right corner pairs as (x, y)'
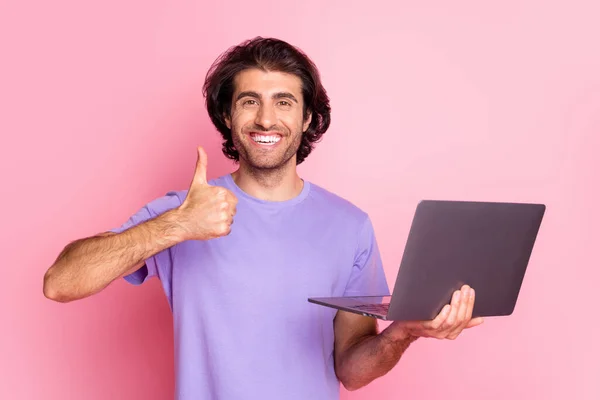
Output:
(252, 135), (281, 144)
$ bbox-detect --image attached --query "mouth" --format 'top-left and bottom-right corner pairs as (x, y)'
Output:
(249, 132), (282, 146)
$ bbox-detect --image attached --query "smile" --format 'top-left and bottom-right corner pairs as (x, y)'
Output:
(249, 133), (282, 145)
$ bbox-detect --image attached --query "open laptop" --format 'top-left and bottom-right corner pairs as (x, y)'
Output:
(308, 200), (546, 321)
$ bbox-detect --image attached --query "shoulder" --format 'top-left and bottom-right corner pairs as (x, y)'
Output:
(143, 175), (228, 214)
(144, 190), (188, 216)
(144, 174), (229, 215)
(306, 182), (370, 225)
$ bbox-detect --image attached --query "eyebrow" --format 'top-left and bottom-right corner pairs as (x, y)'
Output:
(236, 91), (299, 103)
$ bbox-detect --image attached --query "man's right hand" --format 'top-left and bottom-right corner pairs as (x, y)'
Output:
(177, 146), (238, 241)
(43, 145), (236, 302)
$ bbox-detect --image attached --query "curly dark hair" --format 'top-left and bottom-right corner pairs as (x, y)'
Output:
(202, 37), (331, 165)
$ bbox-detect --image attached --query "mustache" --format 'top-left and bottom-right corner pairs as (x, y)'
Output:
(244, 125), (286, 134)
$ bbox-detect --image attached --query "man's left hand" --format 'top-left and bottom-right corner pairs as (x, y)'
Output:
(383, 284), (484, 342)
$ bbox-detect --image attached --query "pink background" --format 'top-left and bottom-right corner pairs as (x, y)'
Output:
(1, 0), (598, 399)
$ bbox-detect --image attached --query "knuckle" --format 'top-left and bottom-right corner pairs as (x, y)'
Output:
(223, 223), (231, 235)
(225, 191), (237, 203)
(216, 223), (228, 235)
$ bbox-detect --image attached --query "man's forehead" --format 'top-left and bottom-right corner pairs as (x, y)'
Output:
(233, 69), (303, 95)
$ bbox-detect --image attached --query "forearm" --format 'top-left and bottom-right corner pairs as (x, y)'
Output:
(43, 208), (184, 302)
(336, 328), (418, 391)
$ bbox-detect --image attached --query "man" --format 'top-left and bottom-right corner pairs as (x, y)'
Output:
(43, 37), (483, 399)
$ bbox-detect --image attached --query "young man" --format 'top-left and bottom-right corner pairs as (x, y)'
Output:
(43, 37), (483, 399)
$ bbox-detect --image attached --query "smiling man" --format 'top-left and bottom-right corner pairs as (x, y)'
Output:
(43, 37), (483, 399)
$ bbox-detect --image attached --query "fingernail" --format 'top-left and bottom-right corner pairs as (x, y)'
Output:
(454, 291), (461, 301)
(470, 288), (475, 297)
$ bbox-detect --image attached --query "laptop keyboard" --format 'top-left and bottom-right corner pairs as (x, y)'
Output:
(354, 303), (389, 314)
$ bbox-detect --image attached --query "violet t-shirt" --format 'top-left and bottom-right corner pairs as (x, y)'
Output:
(111, 174), (389, 400)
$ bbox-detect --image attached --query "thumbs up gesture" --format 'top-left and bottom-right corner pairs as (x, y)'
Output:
(177, 146), (238, 241)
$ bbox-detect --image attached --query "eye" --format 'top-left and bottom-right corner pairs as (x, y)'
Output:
(277, 100), (291, 107)
(243, 99), (258, 106)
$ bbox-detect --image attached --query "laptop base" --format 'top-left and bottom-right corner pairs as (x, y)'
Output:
(308, 296), (391, 320)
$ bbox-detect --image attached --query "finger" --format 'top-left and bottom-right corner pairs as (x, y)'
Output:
(464, 287), (476, 324)
(448, 286), (472, 337)
(220, 201), (229, 212)
(227, 191), (238, 205)
(462, 289), (484, 330)
(440, 290), (461, 334)
(215, 187), (227, 199)
(193, 146), (208, 185)
(426, 304), (451, 331)
(466, 317), (484, 328)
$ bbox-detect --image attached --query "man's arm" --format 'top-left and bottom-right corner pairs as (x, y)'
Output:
(333, 311), (417, 391)
(334, 285), (484, 391)
(43, 146), (238, 303)
(43, 208), (185, 303)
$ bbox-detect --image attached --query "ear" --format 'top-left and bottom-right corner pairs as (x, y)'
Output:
(303, 110), (313, 132)
(224, 113), (231, 130)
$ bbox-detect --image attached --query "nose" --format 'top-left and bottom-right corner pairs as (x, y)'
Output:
(255, 103), (276, 130)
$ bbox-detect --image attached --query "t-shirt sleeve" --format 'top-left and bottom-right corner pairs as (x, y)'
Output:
(344, 215), (390, 296)
(109, 191), (183, 285)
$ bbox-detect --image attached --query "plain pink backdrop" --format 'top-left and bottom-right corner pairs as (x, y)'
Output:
(1, 0), (598, 399)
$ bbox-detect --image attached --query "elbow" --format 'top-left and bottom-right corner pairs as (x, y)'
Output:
(339, 375), (366, 392)
(336, 360), (367, 392)
(339, 377), (365, 392)
(341, 382), (362, 392)
(43, 268), (74, 303)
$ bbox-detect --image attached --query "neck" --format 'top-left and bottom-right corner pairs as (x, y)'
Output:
(232, 160), (304, 202)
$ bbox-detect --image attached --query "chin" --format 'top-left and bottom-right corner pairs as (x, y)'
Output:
(244, 153), (296, 171)
(246, 159), (286, 170)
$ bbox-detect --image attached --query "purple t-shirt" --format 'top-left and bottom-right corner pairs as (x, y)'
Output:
(111, 174), (389, 399)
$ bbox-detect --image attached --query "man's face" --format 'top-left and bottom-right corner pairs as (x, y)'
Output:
(225, 69), (312, 170)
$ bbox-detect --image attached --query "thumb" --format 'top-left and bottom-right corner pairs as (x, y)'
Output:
(193, 146), (208, 185)
(466, 317), (484, 328)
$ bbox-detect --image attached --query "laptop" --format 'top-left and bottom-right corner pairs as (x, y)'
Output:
(308, 200), (546, 321)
